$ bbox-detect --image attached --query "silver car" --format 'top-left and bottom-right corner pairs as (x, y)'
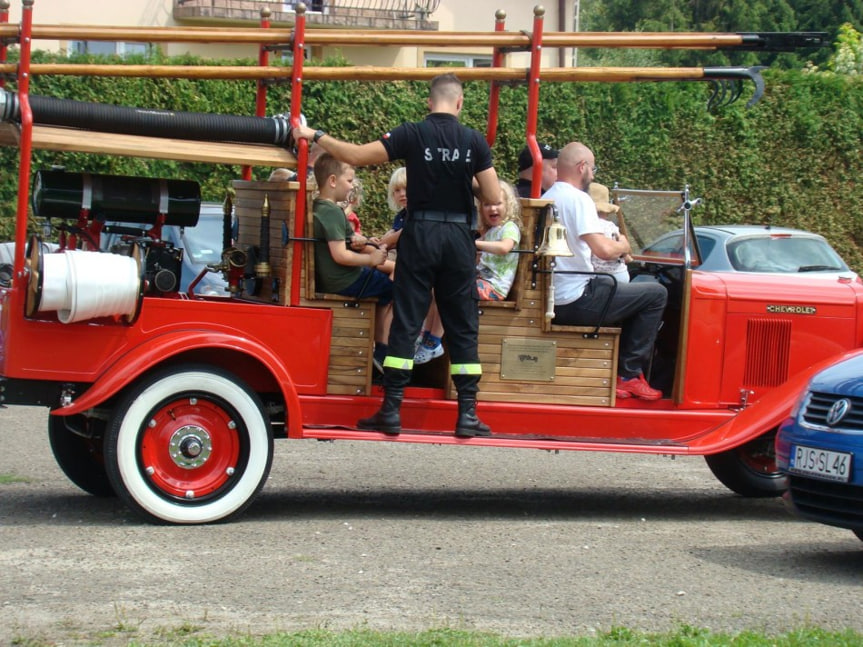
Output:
(639, 225), (854, 277)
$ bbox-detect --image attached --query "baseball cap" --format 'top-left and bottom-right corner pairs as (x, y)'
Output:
(517, 143), (558, 172)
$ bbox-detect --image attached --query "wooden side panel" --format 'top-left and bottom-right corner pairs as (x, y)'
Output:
(476, 286), (619, 406)
(299, 298), (376, 396)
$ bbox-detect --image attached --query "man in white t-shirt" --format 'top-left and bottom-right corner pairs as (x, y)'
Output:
(542, 142), (667, 401)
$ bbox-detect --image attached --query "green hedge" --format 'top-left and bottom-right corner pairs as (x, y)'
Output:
(1, 53), (861, 270)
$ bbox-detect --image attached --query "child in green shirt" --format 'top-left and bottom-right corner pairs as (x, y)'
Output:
(313, 153), (393, 366)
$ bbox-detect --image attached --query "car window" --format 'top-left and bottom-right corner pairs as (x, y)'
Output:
(727, 236), (848, 273)
(181, 215), (224, 264)
(694, 234), (716, 262)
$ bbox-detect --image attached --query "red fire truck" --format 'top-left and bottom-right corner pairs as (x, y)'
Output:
(1, 2), (849, 524)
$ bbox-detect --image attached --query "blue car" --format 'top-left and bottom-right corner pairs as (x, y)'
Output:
(776, 350), (863, 543)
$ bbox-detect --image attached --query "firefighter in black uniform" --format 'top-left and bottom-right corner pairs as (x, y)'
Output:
(293, 73), (501, 437)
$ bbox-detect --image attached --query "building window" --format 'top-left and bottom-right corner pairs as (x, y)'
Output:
(69, 41), (151, 57)
(424, 53), (493, 68)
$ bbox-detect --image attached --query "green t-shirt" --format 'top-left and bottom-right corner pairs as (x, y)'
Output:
(313, 198), (361, 293)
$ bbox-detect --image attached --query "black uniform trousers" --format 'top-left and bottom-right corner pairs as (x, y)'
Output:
(554, 276), (667, 379)
(382, 215), (481, 398)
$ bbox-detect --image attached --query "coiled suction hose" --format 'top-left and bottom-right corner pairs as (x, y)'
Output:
(0, 90), (291, 145)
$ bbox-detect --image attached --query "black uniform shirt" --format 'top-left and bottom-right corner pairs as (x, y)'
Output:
(380, 113), (493, 215)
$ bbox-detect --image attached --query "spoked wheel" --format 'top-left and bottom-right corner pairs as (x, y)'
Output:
(48, 414), (115, 497)
(705, 429), (788, 498)
(104, 364), (273, 524)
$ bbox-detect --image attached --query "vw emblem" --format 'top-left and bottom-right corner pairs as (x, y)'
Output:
(826, 398), (852, 426)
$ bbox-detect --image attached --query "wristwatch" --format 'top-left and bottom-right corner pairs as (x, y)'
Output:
(313, 129), (326, 143)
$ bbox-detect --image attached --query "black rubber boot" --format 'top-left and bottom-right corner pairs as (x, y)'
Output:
(454, 398), (492, 438)
(357, 388), (403, 435)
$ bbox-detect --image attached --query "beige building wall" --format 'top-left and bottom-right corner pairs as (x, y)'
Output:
(6, 0), (253, 58)
(6, 0), (574, 67)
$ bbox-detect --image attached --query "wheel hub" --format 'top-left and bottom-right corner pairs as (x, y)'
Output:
(168, 426), (212, 469)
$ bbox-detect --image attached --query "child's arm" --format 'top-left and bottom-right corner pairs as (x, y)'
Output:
(328, 240), (387, 267)
(348, 233), (372, 250)
(378, 228), (402, 249)
(475, 237), (516, 255)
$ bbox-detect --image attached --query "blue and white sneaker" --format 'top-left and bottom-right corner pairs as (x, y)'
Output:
(414, 342), (444, 365)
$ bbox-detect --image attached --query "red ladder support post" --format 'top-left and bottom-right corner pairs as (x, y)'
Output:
(288, 3), (308, 307)
(13, 0), (35, 296)
(484, 9), (506, 148)
(525, 6), (545, 199)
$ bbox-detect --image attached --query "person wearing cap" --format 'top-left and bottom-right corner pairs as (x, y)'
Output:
(515, 143), (558, 198)
(588, 182), (631, 285)
(543, 142), (667, 401)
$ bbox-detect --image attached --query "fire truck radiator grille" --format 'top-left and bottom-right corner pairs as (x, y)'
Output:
(743, 318), (791, 387)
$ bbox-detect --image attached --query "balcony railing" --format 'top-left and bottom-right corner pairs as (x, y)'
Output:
(174, 0), (441, 30)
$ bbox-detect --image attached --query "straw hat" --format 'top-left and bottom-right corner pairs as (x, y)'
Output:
(588, 182), (619, 214)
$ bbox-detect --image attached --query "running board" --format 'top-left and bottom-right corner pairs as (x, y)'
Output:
(301, 426), (689, 454)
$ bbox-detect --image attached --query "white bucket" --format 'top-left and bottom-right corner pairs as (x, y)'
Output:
(38, 250), (140, 324)
(39, 252), (72, 312)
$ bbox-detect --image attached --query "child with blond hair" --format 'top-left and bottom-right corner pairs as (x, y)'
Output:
(415, 181), (522, 364)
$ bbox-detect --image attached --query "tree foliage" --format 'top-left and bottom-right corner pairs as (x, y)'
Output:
(581, 0), (863, 68)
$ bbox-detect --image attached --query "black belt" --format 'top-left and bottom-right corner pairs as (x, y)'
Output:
(410, 210), (469, 224)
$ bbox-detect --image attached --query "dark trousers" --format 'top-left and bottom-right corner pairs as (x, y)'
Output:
(554, 277), (667, 378)
(384, 218), (481, 397)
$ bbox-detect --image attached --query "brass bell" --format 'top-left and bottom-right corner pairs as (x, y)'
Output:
(537, 207), (573, 257)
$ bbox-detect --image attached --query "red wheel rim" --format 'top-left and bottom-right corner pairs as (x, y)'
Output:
(138, 396), (244, 500)
(736, 433), (778, 476)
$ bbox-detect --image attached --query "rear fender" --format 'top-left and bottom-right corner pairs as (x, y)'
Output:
(691, 348), (863, 454)
(53, 330), (301, 438)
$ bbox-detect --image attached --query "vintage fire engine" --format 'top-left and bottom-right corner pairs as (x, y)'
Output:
(0, 1), (849, 524)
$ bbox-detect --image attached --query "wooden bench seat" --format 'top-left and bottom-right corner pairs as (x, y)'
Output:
(230, 185), (621, 404)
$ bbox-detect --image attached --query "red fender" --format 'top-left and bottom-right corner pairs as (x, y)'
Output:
(688, 348), (863, 454)
(53, 330), (302, 438)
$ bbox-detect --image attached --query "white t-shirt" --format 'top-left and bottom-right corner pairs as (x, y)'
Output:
(541, 181), (603, 305)
(592, 217), (630, 283)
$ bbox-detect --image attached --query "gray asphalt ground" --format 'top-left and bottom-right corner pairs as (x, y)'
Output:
(1, 404), (862, 644)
